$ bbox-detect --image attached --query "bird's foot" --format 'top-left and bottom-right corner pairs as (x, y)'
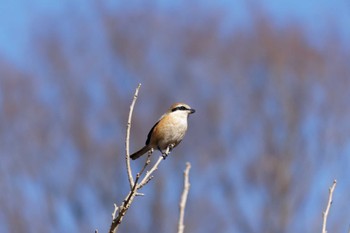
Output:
(162, 144), (175, 160)
(169, 143), (175, 152)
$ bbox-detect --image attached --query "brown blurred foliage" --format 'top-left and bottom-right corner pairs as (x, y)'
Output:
(1, 2), (350, 233)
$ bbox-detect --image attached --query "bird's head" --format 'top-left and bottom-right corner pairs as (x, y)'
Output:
(168, 103), (195, 115)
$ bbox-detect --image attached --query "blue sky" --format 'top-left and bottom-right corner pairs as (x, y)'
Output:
(1, 0), (349, 70)
(1, 1), (350, 232)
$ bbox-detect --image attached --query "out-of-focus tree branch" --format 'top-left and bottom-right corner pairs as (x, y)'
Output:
(178, 162), (191, 233)
(322, 180), (337, 233)
(2, 2), (350, 233)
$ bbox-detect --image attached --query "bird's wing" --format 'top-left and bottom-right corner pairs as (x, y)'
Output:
(145, 120), (160, 145)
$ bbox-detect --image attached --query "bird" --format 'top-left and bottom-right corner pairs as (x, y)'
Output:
(130, 102), (195, 160)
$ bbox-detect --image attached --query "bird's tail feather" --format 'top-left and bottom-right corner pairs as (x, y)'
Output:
(130, 145), (151, 160)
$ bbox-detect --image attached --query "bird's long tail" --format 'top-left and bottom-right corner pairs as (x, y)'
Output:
(130, 145), (151, 160)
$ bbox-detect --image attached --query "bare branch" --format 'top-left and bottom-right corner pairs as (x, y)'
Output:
(110, 175), (140, 233)
(109, 151), (158, 232)
(177, 162), (191, 233)
(138, 149), (153, 177)
(125, 83), (141, 189)
(111, 203), (118, 220)
(322, 179), (337, 233)
(137, 155), (164, 190)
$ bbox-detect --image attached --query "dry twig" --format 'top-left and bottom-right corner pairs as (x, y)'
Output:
(109, 152), (166, 233)
(177, 162), (191, 233)
(137, 155), (164, 190)
(322, 179), (337, 233)
(125, 83), (141, 189)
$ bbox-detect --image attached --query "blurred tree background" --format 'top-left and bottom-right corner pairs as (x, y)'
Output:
(1, 1), (350, 233)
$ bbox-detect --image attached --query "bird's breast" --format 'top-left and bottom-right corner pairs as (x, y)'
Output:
(152, 113), (188, 150)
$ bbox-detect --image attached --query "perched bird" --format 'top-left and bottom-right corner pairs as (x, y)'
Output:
(130, 102), (195, 160)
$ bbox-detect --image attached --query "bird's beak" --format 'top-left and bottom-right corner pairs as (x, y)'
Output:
(189, 108), (196, 114)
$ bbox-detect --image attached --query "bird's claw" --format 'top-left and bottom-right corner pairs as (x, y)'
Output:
(162, 144), (175, 160)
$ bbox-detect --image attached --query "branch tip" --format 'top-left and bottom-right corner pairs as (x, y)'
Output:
(177, 162), (191, 233)
(322, 179), (337, 233)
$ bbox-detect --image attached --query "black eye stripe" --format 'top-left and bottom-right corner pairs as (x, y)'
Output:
(171, 106), (188, 112)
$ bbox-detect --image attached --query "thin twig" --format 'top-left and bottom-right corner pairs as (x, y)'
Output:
(109, 151), (156, 233)
(110, 175), (140, 233)
(137, 156), (164, 190)
(111, 203), (118, 220)
(137, 146), (172, 189)
(177, 162), (191, 233)
(322, 179), (337, 233)
(125, 83), (141, 189)
(109, 192), (135, 233)
(110, 132), (161, 231)
(138, 149), (153, 176)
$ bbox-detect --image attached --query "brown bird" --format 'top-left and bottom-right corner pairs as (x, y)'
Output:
(130, 103), (195, 160)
